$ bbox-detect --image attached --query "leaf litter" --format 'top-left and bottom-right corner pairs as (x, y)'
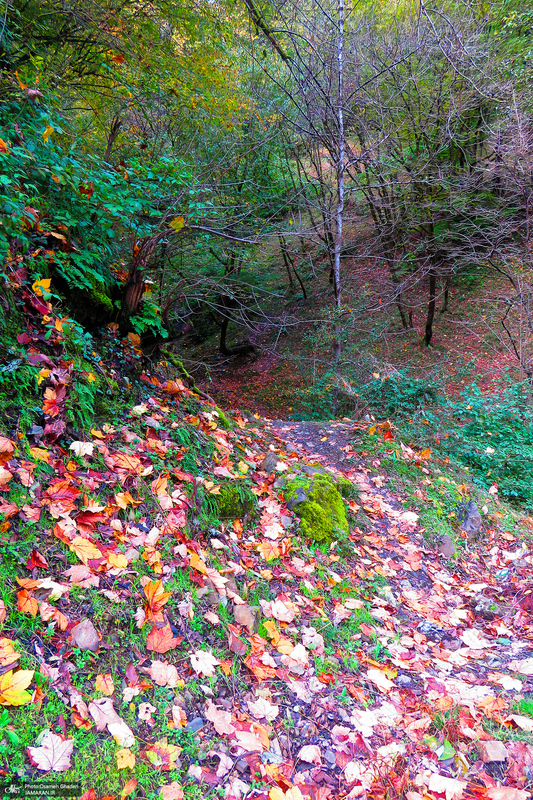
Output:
(2, 306), (533, 798)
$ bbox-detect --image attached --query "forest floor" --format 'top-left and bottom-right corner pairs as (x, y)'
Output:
(2, 345), (533, 800)
(190, 237), (518, 419)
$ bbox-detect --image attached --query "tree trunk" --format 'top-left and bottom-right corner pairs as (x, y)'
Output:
(425, 268), (437, 346)
(333, 0), (344, 363)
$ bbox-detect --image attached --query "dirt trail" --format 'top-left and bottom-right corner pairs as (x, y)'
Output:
(258, 417), (533, 798)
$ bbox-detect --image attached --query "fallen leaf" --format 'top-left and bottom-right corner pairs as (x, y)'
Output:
(427, 773), (466, 800)
(145, 660), (179, 687)
(0, 669), (34, 706)
(205, 700), (236, 735)
(28, 732), (73, 771)
(161, 782), (185, 800)
(247, 696), (279, 722)
(116, 748), (136, 769)
(146, 624), (179, 654)
(190, 650), (220, 677)
(88, 698), (135, 747)
(298, 744), (322, 764)
(95, 674), (115, 696)
(121, 777), (137, 799)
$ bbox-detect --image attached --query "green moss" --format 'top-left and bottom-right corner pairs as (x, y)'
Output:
(90, 289), (113, 314)
(215, 408), (232, 430)
(284, 472), (349, 543)
(217, 482), (256, 519)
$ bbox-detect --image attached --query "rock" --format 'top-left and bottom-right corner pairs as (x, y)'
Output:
(284, 472), (349, 543)
(234, 603), (257, 633)
(377, 585), (397, 607)
(260, 452), (280, 472)
(273, 477), (285, 490)
(461, 501), (482, 536)
(186, 717), (204, 733)
(438, 534), (455, 558)
(470, 594), (501, 620)
(70, 618), (100, 651)
(324, 750), (336, 766)
(442, 637), (462, 651)
(287, 487), (308, 511)
(417, 621), (447, 642)
(479, 740), (508, 763)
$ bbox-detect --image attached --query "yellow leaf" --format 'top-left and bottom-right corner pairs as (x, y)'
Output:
(237, 461), (249, 474)
(43, 124), (54, 143)
(0, 670), (34, 706)
(188, 551), (208, 574)
(70, 536), (102, 565)
(32, 278), (51, 297)
(37, 368), (50, 386)
(0, 139), (10, 154)
(116, 748), (136, 769)
(29, 447), (50, 463)
(108, 552), (128, 569)
(168, 217), (185, 233)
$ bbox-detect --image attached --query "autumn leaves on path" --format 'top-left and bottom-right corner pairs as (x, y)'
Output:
(1, 388), (533, 800)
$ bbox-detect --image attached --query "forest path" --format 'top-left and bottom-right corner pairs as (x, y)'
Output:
(252, 415), (533, 798)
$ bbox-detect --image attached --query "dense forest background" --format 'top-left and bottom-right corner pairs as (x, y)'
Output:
(3, 0), (533, 505)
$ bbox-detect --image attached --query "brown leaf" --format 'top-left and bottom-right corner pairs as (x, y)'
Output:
(234, 603), (256, 634)
(228, 626), (247, 656)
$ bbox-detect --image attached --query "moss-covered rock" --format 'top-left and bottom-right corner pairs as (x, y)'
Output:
(284, 472), (349, 543)
(217, 482), (256, 519)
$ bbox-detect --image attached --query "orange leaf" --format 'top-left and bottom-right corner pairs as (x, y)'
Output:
(188, 551), (208, 574)
(257, 541), (281, 562)
(146, 624), (179, 654)
(0, 437), (15, 465)
(17, 590), (38, 617)
(95, 674), (115, 696)
(70, 537), (103, 565)
(144, 580), (171, 613)
(121, 778), (137, 799)
(477, 695), (507, 719)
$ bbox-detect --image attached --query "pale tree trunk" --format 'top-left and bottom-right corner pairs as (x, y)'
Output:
(333, 0), (344, 363)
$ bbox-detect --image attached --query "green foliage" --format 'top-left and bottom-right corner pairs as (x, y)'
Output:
(361, 373), (440, 416)
(216, 482), (256, 519)
(429, 383), (533, 509)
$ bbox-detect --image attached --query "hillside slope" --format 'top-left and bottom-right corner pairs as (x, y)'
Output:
(0, 288), (533, 800)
